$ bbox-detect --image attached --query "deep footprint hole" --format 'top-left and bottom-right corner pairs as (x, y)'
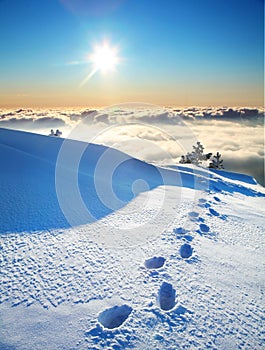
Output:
(98, 305), (132, 329)
(179, 243), (193, 259)
(209, 208), (220, 216)
(198, 198), (207, 204)
(199, 223), (210, 233)
(188, 211), (199, 218)
(158, 282), (176, 311)
(174, 227), (189, 235)
(144, 256), (166, 269)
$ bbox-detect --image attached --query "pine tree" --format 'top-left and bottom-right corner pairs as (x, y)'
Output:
(179, 142), (211, 165)
(209, 152), (224, 169)
(179, 155), (188, 164)
(192, 142), (205, 165)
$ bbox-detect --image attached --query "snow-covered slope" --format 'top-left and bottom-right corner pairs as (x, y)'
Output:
(0, 128), (263, 234)
(0, 128), (264, 350)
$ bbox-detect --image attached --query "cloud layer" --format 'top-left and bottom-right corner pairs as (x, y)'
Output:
(0, 105), (264, 186)
(0, 106), (263, 126)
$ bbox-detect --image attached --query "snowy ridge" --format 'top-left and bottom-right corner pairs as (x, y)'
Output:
(0, 127), (263, 234)
(0, 128), (265, 349)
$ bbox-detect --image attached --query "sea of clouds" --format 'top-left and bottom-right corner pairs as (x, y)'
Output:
(0, 105), (264, 186)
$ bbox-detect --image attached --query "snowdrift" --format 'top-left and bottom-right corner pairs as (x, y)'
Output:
(1, 127), (265, 350)
(0, 127), (263, 234)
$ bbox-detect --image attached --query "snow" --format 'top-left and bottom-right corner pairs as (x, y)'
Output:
(0, 127), (265, 349)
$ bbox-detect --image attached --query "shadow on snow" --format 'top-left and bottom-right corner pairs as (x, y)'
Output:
(0, 128), (263, 234)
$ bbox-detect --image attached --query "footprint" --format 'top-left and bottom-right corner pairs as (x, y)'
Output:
(198, 198), (211, 209)
(188, 211), (199, 218)
(174, 228), (193, 241)
(198, 198), (207, 204)
(98, 305), (132, 329)
(145, 257), (166, 269)
(213, 196), (221, 202)
(209, 208), (220, 216)
(179, 243), (193, 259)
(188, 212), (200, 222)
(174, 227), (189, 235)
(174, 227), (191, 240)
(158, 282), (176, 311)
(199, 223), (210, 233)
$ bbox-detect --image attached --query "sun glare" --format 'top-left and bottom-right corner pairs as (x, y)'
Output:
(80, 41), (120, 87)
(89, 42), (120, 73)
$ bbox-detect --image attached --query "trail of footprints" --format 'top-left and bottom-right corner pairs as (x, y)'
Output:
(97, 195), (224, 330)
(0, 195), (223, 334)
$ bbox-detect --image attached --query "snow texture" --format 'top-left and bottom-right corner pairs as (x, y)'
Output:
(0, 128), (263, 234)
(0, 128), (265, 349)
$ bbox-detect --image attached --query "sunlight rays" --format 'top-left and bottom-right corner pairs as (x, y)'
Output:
(80, 41), (121, 87)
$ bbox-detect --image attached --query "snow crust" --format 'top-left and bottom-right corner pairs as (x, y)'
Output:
(0, 128), (264, 349)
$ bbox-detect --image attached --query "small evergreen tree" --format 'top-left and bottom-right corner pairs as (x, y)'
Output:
(55, 129), (62, 137)
(179, 142), (211, 165)
(209, 152), (224, 169)
(179, 155), (190, 164)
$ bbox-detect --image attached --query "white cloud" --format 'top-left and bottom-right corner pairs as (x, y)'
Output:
(0, 105), (263, 185)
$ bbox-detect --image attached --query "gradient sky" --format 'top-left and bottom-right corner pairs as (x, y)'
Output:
(0, 0), (263, 107)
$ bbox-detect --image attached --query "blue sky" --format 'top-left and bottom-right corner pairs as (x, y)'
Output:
(0, 0), (263, 107)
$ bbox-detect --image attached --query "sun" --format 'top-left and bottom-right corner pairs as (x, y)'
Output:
(80, 40), (121, 86)
(89, 41), (120, 73)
